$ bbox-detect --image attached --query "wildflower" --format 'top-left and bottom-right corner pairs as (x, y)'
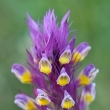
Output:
(61, 90), (75, 109)
(39, 54), (52, 75)
(79, 83), (96, 110)
(59, 45), (71, 64)
(36, 89), (51, 106)
(77, 64), (99, 86)
(11, 64), (32, 84)
(12, 9), (99, 110)
(14, 94), (37, 110)
(71, 42), (91, 63)
(57, 68), (70, 86)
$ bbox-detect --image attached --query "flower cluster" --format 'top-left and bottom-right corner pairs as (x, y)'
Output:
(11, 10), (99, 110)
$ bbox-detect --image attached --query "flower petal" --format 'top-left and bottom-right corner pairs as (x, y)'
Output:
(72, 42), (91, 63)
(14, 94), (37, 110)
(59, 45), (71, 64)
(36, 89), (51, 106)
(11, 64), (32, 84)
(39, 54), (52, 74)
(57, 68), (70, 86)
(61, 90), (75, 109)
(81, 83), (96, 104)
(77, 64), (99, 86)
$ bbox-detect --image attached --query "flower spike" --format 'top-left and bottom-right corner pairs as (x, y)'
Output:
(72, 42), (91, 63)
(14, 94), (37, 110)
(11, 64), (32, 84)
(36, 89), (51, 106)
(12, 10), (99, 110)
(57, 68), (70, 86)
(61, 90), (75, 109)
(59, 45), (71, 64)
(77, 64), (99, 86)
(39, 54), (52, 75)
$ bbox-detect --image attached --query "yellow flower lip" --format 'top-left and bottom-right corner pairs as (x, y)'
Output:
(26, 100), (37, 110)
(11, 64), (32, 84)
(39, 54), (52, 75)
(81, 83), (96, 105)
(61, 90), (75, 109)
(72, 52), (84, 63)
(84, 93), (93, 103)
(71, 43), (91, 63)
(57, 75), (70, 86)
(21, 71), (32, 84)
(77, 64), (99, 86)
(36, 89), (51, 106)
(59, 46), (71, 64)
(14, 94), (37, 110)
(78, 73), (90, 86)
(36, 96), (51, 106)
(57, 68), (70, 86)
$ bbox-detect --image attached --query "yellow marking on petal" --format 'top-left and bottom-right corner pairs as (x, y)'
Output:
(40, 60), (51, 74)
(78, 74), (90, 86)
(21, 71), (32, 84)
(26, 100), (36, 110)
(38, 98), (50, 106)
(59, 52), (71, 64)
(57, 76), (69, 86)
(84, 94), (93, 103)
(62, 98), (74, 109)
(72, 52), (84, 63)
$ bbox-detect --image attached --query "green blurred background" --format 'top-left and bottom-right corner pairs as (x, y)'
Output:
(0, 0), (110, 110)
